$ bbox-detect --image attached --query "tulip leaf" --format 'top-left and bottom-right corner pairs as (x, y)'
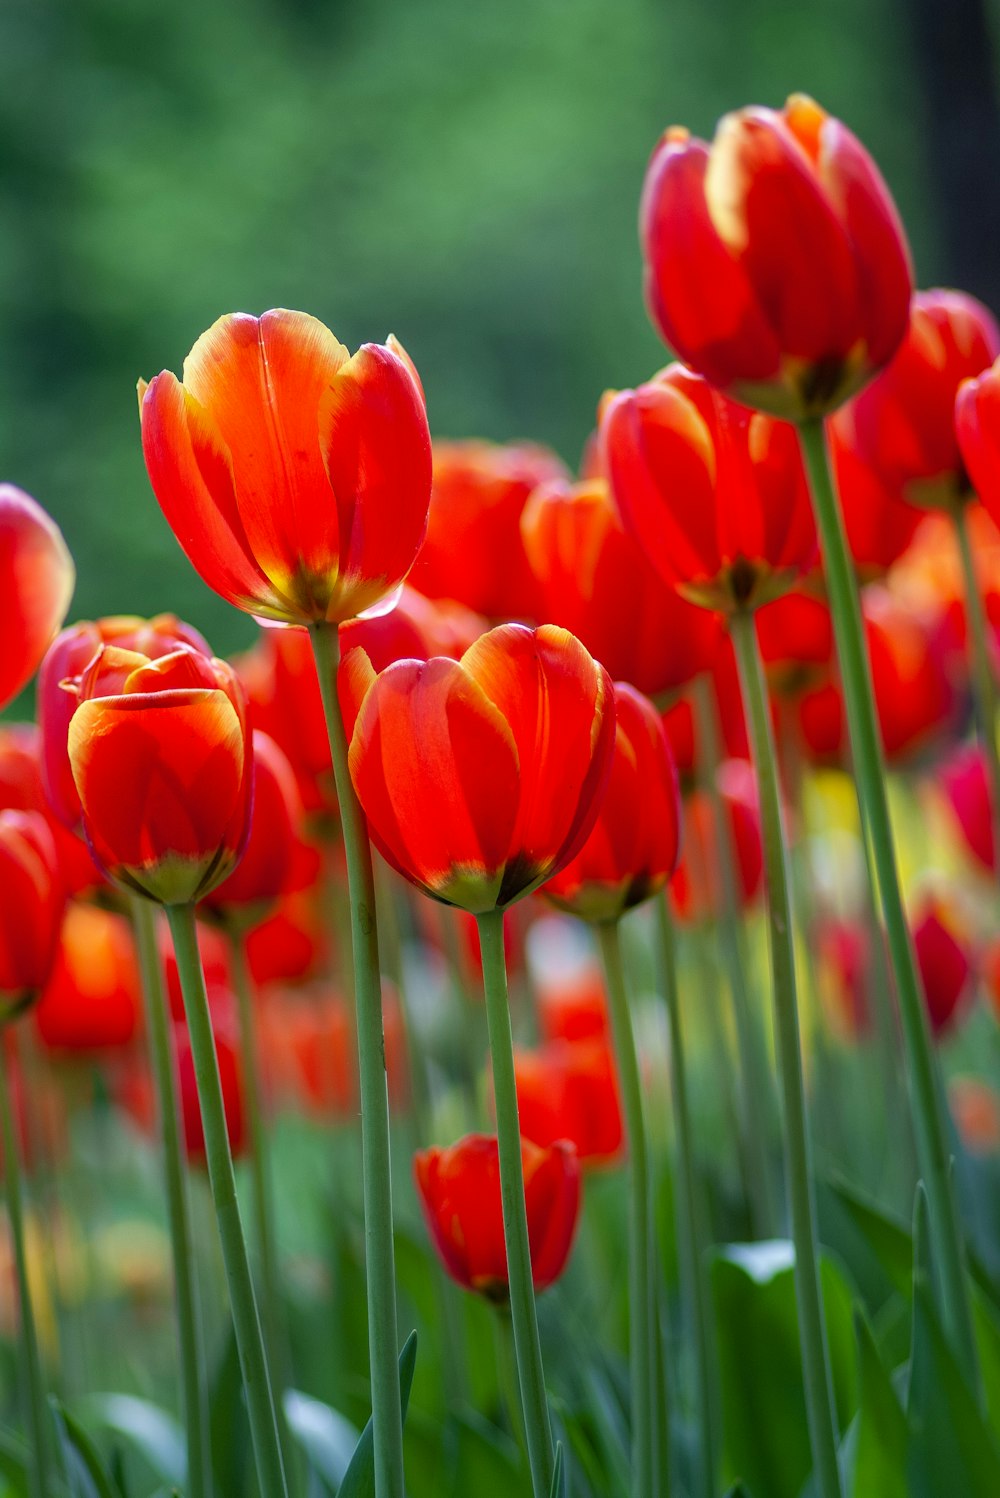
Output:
(549, 1441), (566, 1497)
(0, 1428), (31, 1496)
(849, 1308), (908, 1498)
(49, 1398), (120, 1498)
(82, 1395), (185, 1489)
(284, 1389), (360, 1491)
(818, 1178), (912, 1306)
(335, 1329), (417, 1498)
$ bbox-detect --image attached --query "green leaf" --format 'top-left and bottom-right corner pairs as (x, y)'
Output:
(336, 1330), (417, 1498)
(819, 1178), (912, 1306)
(0, 1429), (30, 1497)
(550, 1442), (566, 1497)
(208, 1329), (249, 1498)
(849, 1309), (908, 1498)
(49, 1399), (118, 1498)
(449, 1410), (521, 1488)
(284, 1389), (359, 1492)
(83, 1395), (185, 1489)
(711, 1243), (858, 1498)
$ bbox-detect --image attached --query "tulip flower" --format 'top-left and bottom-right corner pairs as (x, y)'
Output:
(204, 731), (304, 923)
(341, 623), (615, 914)
(0, 724), (99, 895)
(514, 1039), (623, 1164)
(828, 431), (921, 578)
(34, 903), (140, 1054)
(939, 745), (995, 873)
(521, 475), (723, 697)
(671, 760), (762, 922)
(413, 1133), (580, 1299)
(0, 484), (75, 710)
(0, 810), (64, 1020)
(602, 363), (816, 613)
(173, 1002), (247, 1163)
(246, 887), (329, 987)
(536, 964), (609, 1045)
(640, 95), (912, 420)
(409, 439), (567, 619)
(913, 899), (972, 1037)
(139, 311), (432, 627)
(661, 636), (749, 785)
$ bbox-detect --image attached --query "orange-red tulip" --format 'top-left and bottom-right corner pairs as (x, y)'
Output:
(829, 430), (922, 578)
(0, 724), (98, 895)
(840, 289), (1000, 513)
(543, 683), (681, 922)
(413, 1133), (581, 1299)
(340, 586), (487, 673)
(245, 886), (330, 988)
(203, 730), (304, 923)
(670, 759), (762, 921)
(174, 1002), (246, 1164)
(0, 485), (75, 710)
(603, 364), (815, 613)
(65, 641), (252, 905)
(521, 475), (723, 696)
(535, 963), (609, 1045)
(409, 440), (567, 620)
(140, 311), (432, 625)
(640, 95), (912, 419)
(341, 624), (615, 913)
(34, 903), (140, 1054)
(514, 1039), (623, 1165)
(0, 810), (64, 1017)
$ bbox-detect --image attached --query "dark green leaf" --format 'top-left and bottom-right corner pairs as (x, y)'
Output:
(83, 1395), (185, 1489)
(336, 1330), (417, 1498)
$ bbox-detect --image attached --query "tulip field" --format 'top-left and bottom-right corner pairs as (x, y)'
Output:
(6, 85), (1000, 1498)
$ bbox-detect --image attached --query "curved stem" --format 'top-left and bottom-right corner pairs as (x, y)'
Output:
(954, 501), (1000, 865)
(165, 902), (287, 1498)
(731, 606), (843, 1498)
(798, 418), (981, 1396)
(129, 896), (210, 1498)
(655, 896), (716, 1498)
(477, 908), (554, 1496)
(0, 1035), (51, 1498)
(596, 920), (661, 1498)
(310, 621), (405, 1498)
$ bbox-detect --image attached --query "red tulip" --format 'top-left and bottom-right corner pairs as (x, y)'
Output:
(245, 886), (330, 987)
(939, 744), (995, 873)
(34, 903), (140, 1053)
(65, 641), (252, 905)
(409, 440), (568, 620)
(536, 963), (610, 1045)
(0, 485), (75, 709)
(174, 1000), (246, 1163)
(957, 357), (1000, 521)
(0, 724), (99, 894)
(543, 683), (681, 922)
(756, 588), (834, 698)
(258, 984), (356, 1118)
(829, 429), (922, 578)
(912, 898), (972, 1037)
(340, 586), (487, 673)
(603, 364), (816, 613)
(0, 810), (64, 1017)
(660, 635), (749, 784)
(521, 475), (723, 696)
(160, 917), (231, 1022)
(140, 311), (432, 625)
(840, 289), (1000, 512)
(413, 1133), (581, 1299)
(815, 918), (871, 1041)
(341, 624), (615, 913)
(514, 1039), (623, 1164)
(203, 730), (305, 922)
(640, 95), (912, 418)
(670, 759), (762, 921)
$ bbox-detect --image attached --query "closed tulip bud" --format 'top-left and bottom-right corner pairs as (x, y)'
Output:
(0, 485), (75, 710)
(543, 683), (681, 923)
(140, 311), (432, 626)
(33, 903), (140, 1054)
(0, 724), (99, 895)
(413, 1133), (581, 1299)
(514, 1039), (624, 1164)
(603, 364), (816, 614)
(65, 641), (252, 905)
(203, 730), (305, 924)
(341, 623), (615, 914)
(640, 95), (912, 419)
(0, 810), (64, 1019)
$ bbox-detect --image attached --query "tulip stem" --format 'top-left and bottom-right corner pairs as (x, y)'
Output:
(129, 896), (210, 1498)
(731, 605), (843, 1498)
(477, 908), (555, 1497)
(165, 902), (288, 1498)
(798, 417), (981, 1396)
(596, 919), (662, 1498)
(310, 620), (405, 1498)
(0, 1031), (51, 1498)
(953, 502), (1000, 866)
(655, 895), (716, 1498)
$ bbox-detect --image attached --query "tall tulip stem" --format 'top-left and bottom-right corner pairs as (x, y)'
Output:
(165, 902), (288, 1498)
(953, 501), (1000, 865)
(129, 896), (210, 1498)
(596, 919), (662, 1498)
(0, 1032), (51, 1498)
(731, 606), (843, 1498)
(477, 908), (555, 1497)
(797, 417), (981, 1394)
(310, 620), (405, 1498)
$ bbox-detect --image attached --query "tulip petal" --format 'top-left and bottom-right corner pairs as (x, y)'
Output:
(0, 486), (75, 710)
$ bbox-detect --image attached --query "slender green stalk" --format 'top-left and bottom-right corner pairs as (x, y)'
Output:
(129, 896), (210, 1498)
(596, 920), (660, 1498)
(165, 902), (288, 1498)
(798, 418), (981, 1394)
(0, 1033), (51, 1498)
(731, 606), (843, 1498)
(694, 674), (777, 1237)
(310, 620), (405, 1498)
(954, 501), (1000, 864)
(477, 908), (554, 1496)
(655, 896), (716, 1498)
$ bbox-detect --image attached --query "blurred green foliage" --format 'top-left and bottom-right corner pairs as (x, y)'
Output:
(0, 0), (954, 655)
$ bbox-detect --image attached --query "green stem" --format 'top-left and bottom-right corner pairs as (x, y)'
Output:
(165, 902), (288, 1498)
(655, 896), (716, 1498)
(0, 1034), (51, 1498)
(596, 920), (660, 1498)
(798, 418), (981, 1395)
(477, 908), (554, 1497)
(130, 896), (210, 1498)
(731, 606), (843, 1498)
(694, 673), (777, 1237)
(954, 501), (1000, 866)
(310, 621), (405, 1498)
